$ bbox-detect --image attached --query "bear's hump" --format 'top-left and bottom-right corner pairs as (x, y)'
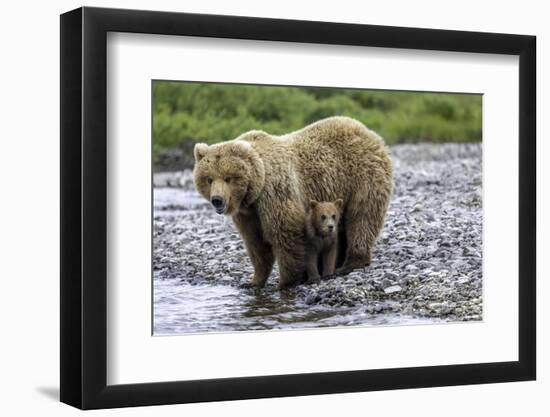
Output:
(300, 116), (370, 137)
(235, 129), (271, 143)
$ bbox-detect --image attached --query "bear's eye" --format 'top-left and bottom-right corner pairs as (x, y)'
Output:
(332, 214), (336, 220)
(224, 177), (231, 183)
(206, 177), (213, 184)
(321, 215), (327, 221)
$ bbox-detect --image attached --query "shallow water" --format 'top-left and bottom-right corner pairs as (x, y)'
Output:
(153, 278), (438, 335)
(153, 188), (441, 335)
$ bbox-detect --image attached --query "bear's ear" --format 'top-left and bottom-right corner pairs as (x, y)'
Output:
(309, 200), (318, 210)
(194, 143), (209, 162)
(230, 140), (253, 157)
(334, 198), (343, 211)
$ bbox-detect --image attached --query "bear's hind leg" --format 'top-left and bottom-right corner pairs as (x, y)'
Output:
(276, 248), (306, 289)
(337, 214), (374, 275)
(337, 181), (390, 275)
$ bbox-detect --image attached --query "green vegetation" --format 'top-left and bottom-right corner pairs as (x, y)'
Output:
(153, 81), (482, 156)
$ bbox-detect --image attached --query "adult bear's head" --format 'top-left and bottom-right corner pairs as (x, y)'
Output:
(193, 140), (265, 215)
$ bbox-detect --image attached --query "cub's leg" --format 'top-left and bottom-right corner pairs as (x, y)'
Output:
(321, 242), (338, 276)
(306, 247), (321, 283)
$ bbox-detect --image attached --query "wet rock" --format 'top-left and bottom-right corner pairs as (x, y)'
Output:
(384, 285), (403, 294)
(305, 293), (321, 305)
(384, 271), (399, 280)
(381, 278), (393, 289)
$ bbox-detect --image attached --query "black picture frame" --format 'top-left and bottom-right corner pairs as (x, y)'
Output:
(60, 6), (536, 410)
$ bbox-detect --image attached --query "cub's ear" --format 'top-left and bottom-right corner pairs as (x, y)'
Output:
(334, 199), (343, 211)
(309, 200), (318, 210)
(194, 143), (209, 162)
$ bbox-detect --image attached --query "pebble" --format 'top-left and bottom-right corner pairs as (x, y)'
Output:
(384, 285), (403, 294)
(381, 278), (393, 289)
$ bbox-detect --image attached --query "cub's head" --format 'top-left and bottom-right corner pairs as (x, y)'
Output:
(308, 199), (343, 237)
(192, 140), (265, 215)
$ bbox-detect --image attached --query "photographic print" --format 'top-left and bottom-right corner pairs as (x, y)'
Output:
(152, 81), (483, 335)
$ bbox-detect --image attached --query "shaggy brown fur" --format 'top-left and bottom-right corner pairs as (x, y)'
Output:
(193, 116), (393, 289)
(305, 199), (343, 283)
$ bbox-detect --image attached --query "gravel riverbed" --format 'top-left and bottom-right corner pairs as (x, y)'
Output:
(153, 143), (482, 334)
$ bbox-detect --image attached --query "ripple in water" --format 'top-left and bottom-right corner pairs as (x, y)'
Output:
(153, 278), (438, 335)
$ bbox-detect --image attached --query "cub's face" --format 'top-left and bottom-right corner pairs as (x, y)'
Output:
(193, 142), (252, 216)
(309, 199), (343, 237)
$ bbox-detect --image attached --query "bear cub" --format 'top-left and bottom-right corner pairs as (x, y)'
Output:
(305, 199), (343, 283)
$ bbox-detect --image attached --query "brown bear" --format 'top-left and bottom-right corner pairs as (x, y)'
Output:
(193, 116), (393, 289)
(305, 199), (343, 283)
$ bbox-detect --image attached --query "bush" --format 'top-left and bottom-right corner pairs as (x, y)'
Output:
(152, 82), (482, 156)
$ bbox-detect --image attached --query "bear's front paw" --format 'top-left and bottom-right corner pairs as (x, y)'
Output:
(240, 275), (267, 289)
(335, 266), (351, 276)
(321, 273), (337, 280)
(307, 273), (321, 284)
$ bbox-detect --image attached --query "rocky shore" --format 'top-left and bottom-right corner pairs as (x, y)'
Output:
(153, 143), (483, 326)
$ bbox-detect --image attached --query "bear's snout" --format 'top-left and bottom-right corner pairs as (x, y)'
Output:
(211, 195), (226, 213)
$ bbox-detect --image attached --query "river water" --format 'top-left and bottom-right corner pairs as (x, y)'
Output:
(154, 279), (437, 335)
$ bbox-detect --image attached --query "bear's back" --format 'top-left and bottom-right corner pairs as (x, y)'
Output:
(290, 117), (391, 202)
(233, 117), (391, 203)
